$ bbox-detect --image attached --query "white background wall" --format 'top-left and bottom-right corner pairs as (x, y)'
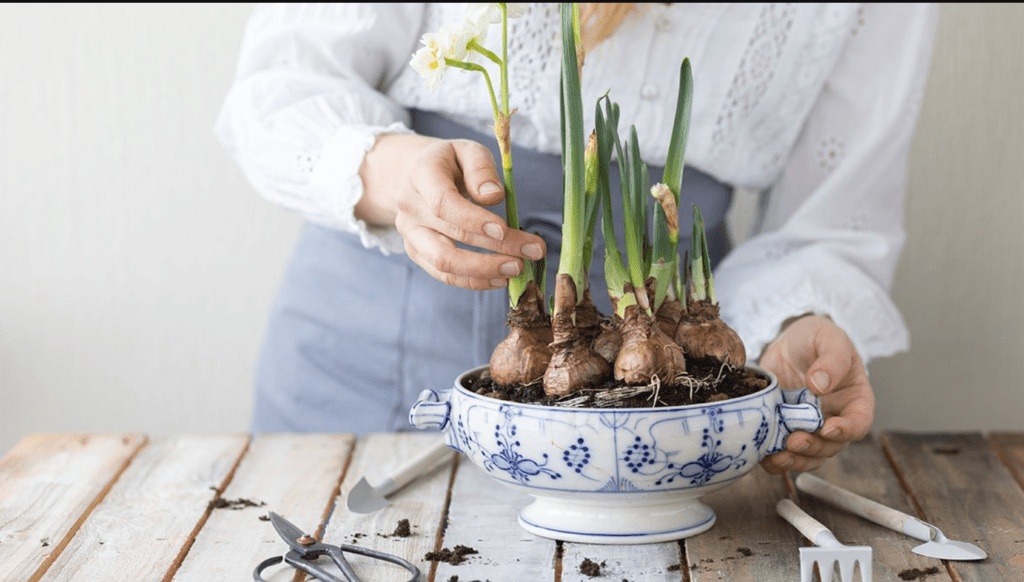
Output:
(1, 4), (1021, 456)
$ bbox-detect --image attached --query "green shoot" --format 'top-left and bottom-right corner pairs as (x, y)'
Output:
(597, 97), (636, 319)
(581, 132), (602, 278)
(622, 126), (651, 315)
(689, 204), (716, 303)
(556, 2), (587, 308)
(662, 58), (693, 304)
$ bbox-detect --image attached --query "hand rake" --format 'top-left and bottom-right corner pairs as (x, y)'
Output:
(776, 498), (872, 582)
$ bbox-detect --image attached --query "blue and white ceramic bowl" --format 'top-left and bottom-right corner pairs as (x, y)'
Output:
(410, 364), (822, 544)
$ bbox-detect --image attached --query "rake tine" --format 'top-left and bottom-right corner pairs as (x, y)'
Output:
(778, 499), (873, 582)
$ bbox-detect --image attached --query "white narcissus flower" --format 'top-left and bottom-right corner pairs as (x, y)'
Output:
(460, 4), (528, 57)
(411, 4), (530, 91)
(464, 3), (528, 28)
(465, 3), (501, 26)
(410, 27), (454, 91)
(443, 24), (472, 61)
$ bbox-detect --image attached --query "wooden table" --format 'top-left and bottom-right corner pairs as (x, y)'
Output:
(1, 431), (1022, 582)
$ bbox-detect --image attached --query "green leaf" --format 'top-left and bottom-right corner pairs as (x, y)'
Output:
(662, 58), (693, 203)
(558, 3), (586, 290)
(663, 58), (693, 305)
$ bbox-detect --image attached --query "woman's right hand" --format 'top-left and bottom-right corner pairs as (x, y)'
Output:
(357, 133), (547, 291)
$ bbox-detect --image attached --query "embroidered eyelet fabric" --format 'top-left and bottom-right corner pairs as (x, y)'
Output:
(214, 3), (939, 363)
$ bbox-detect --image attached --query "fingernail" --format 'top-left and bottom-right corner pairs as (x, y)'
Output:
(490, 278), (507, 287)
(499, 261), (520, 277)
(484, 222), (504, 241)
(821, 425), (841, 439)
(522, 243), (543, 260)
(793, 440), (810, 453)
(811, 370), (830, 393)
(480, 181), (503, 197)
(779, 456), (794, 468)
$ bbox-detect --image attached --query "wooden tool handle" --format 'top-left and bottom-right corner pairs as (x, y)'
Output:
(389, 438), (453, 489)
(795, 473), (911, 534)
(776, 498), (841, 548)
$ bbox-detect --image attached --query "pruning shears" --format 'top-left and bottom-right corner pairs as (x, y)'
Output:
(253, 512), (420, 582)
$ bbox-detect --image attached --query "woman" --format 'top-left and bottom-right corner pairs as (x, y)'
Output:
(214, 3), (938, 473)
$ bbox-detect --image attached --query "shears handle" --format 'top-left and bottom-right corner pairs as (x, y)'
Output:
(332, 544), (422, 582)
(253, 545), (420, 582)
(253, 550), (349, 582)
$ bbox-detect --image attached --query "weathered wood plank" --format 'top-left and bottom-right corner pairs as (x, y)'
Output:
(36, 434), (249, 582)
(686, 468), (800, 582)
(433, 459), (557, 582)
(990, 432), (1024, 491)
(561, 540), (683, 582)
(797, 435), (949, 581)
(169, 433), (356, 582)
(884, 432), (1024, 582)
(320, 432), (455, 582)
(0, 433), (147, 582)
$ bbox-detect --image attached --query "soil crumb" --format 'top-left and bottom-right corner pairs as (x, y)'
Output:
(579, 557), (603, 577)
(898, 566), (941, 580)
(391, 518), (411, 537)
(737, 547), (753, 557)
(426, 545), (478, 565)
(208, 497), (266, 511)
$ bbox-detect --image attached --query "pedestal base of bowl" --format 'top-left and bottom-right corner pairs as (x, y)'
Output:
(516, 494), (716, 544)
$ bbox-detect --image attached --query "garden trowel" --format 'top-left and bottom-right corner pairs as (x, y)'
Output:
(794, 473), (987, 561)
(345, 438), (454, 514)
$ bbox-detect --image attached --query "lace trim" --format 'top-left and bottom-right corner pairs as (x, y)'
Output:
(708, 4), (859, 187)
(718, 254), (909, 366)
(710, 3), (796, 154)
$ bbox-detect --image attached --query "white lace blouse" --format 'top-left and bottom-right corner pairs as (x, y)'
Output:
(214, 3), (939, 365)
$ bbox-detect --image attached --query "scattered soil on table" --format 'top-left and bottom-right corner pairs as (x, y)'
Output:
(207, 497), (266, 511)
(736, 547), (753, 557)
(445, 577), (491, 582)
(425, 544), (478, 565)
(390, 518), (412, 537)
(931, 445), (960, 455)
(464, 356), (768, 408)
(667, 563), (681, 571)
(376, 518), (412, 538)
(898, 566), (941, 580)
(579, 558), (604, 577)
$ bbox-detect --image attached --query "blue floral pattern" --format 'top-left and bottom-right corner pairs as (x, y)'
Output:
(562, 438), (591, 474)
(654, 427), (748, 486)
(481, 405), (561, 483)
(622, 435), (658, 474)
(413, 368), (822, 496)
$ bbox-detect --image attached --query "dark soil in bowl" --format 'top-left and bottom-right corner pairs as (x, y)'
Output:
(465, 356), (769, 408)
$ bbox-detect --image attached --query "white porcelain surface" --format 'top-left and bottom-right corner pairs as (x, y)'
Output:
(410, 364), (822, 544)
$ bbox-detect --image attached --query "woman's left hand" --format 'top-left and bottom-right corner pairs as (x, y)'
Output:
(758, 315), (875, 474)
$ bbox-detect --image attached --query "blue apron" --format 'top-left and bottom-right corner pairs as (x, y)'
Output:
(251, 110), (733, 434)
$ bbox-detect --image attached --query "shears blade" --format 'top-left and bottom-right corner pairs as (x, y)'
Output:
(268, 512), (320, 553)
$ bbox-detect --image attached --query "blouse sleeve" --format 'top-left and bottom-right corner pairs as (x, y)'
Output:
(213, 3), (427, 254)
(714, 3), (940, 365)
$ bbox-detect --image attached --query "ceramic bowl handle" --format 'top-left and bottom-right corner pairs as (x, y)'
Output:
(409, 388), (452, 430)
(767, 388), (824, 454)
